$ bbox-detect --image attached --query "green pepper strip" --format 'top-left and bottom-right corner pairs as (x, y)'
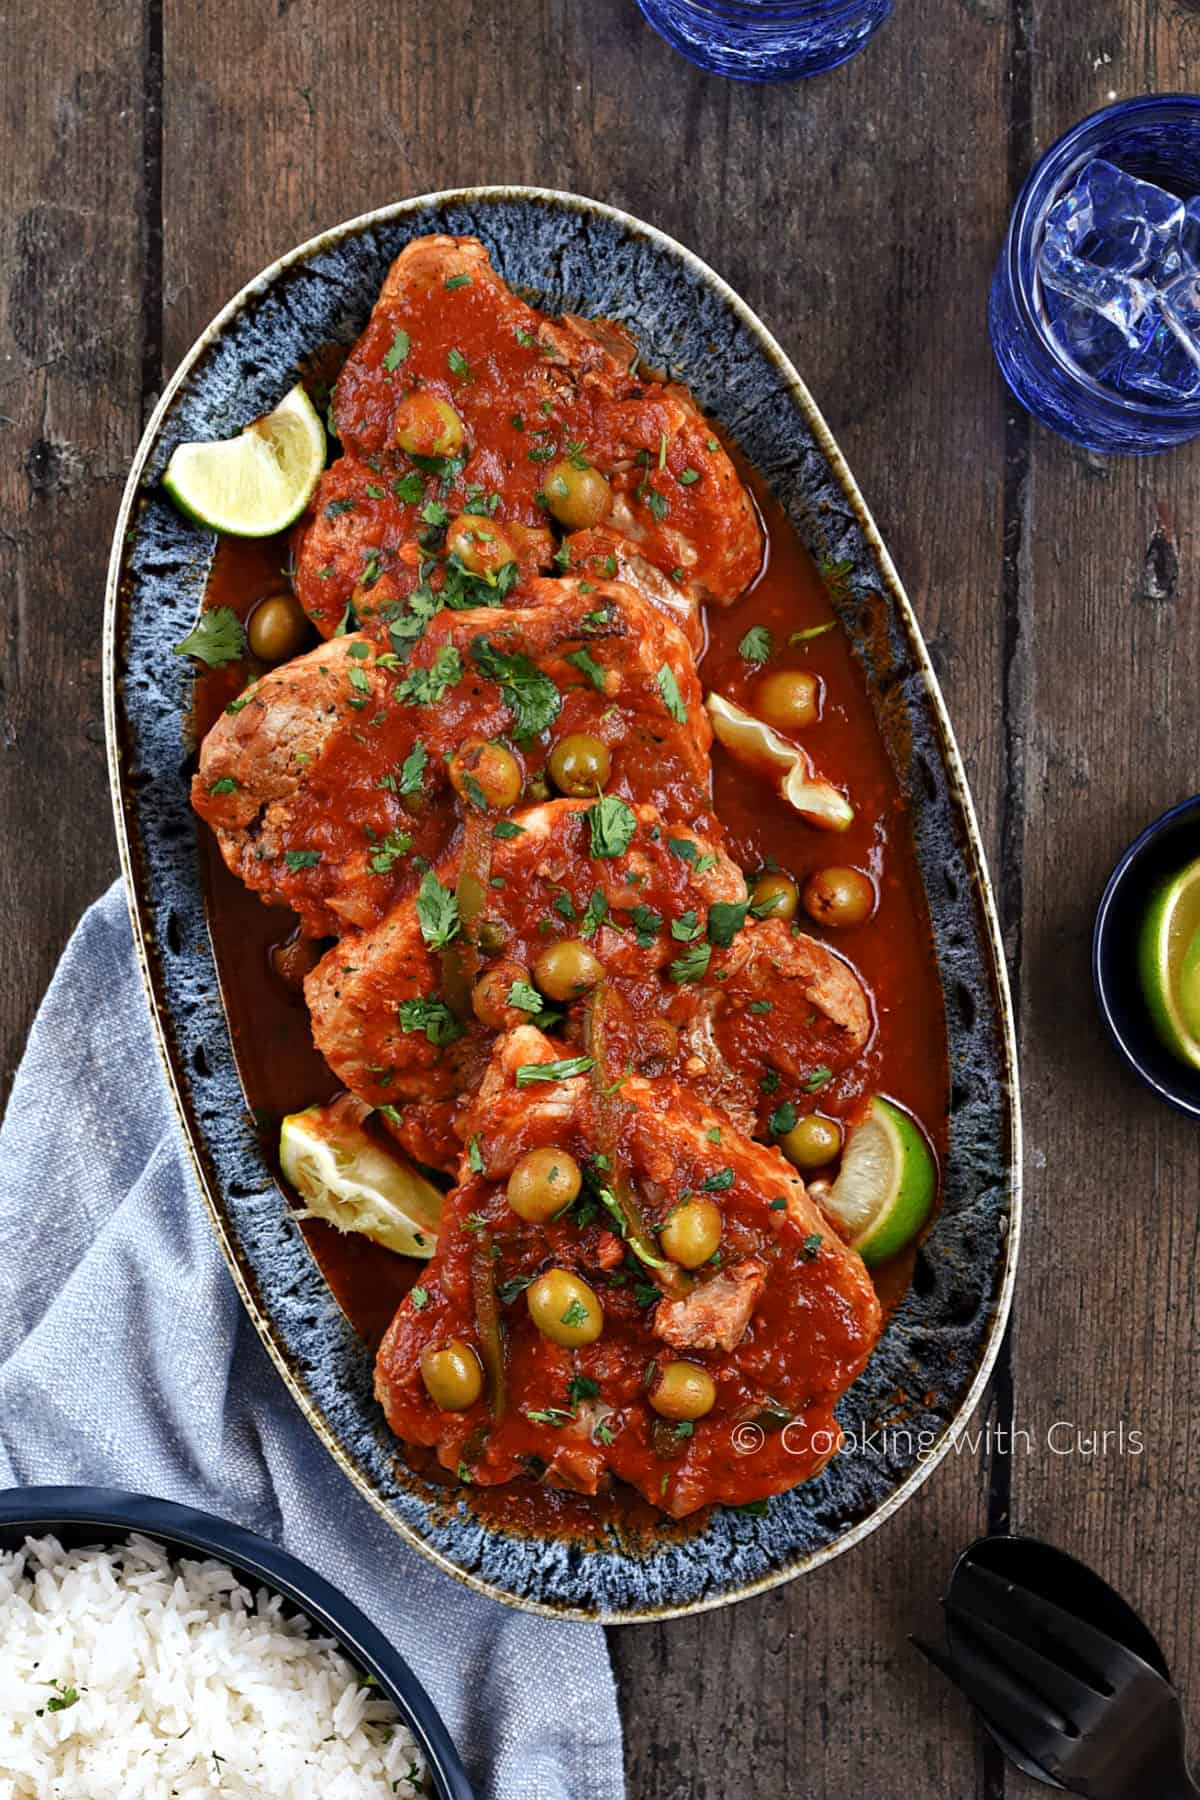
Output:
(442, 810), (491, 1017)
(584, 984), (691, 1297)
(471, 1230), (506, 1421)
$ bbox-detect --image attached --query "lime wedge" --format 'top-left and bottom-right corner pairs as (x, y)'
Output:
(280, 1102), (443, 1259)
(821, 1096), (936, 1267)
(1137, 856), (1200, 1068)
(163, 383), (325, 536)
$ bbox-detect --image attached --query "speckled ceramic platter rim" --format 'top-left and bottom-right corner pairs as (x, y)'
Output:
(103, 186), (1021, 1623)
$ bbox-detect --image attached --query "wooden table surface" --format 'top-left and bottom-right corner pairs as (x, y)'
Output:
(3, 1), (1198, 1793)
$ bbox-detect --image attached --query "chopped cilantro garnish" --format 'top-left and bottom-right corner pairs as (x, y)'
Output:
(701, 1167), (733, 1191)
(410, 1286), (430, 1309)
(738, 625), (774, 665)
(383, 328), (410, 371)
(800, 1233), (823, 1261)
(207, 776), (238, 796)
(565, 647), (607, 693)
(397, 997), (464, 1046)
(669, 942), (711, 984)
(447, 346), (470, 377)
(579, 887), (608, 939)
(493, 818), (524, 839)
(630, 904), (662, 947)
(394, 644), (463, 704)
(174, 607), (244, 668)
(415, 869), (460, 950)
(670, 910), (702, 942)
(515, 1056), (595, 1087)
(790, 621), (837, 645)
(677, 468), (700, 486)
(444, 273), (471, 289)
(393, 470), (424, 504)
(804, 1066), (834, 1091)
(656, 662), (687, 724)
(707, 900), (747, 947)
(559, 1299), (589, 1329)
(470, 636), (561, 737)
(645, 488), (668, 522)
(768, 1102), (798, 1136)
(284, 849), (320, 870)
(507, 978), (544, 1014)
(587, 794), (636, 859)
(467, 1135), (485, 1173)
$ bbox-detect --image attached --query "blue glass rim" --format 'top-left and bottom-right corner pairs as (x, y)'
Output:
(646, 0), (877, 19)
(1092, 793), (1200, 1122)
(0, 1484), (474, 1800)
(1003, 93), (1200, 429)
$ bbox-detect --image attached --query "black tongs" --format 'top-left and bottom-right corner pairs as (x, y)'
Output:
(913, 1535), (1199, 1799)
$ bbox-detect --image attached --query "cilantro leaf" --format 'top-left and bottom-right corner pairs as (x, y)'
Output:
(579, 887), (608, 939)
(397, 997), (464, 1046)
(469, 636), (561, 737)
(656, 662), (687, 724)
(393, 470), (424, 504)
(284, 849), (320, 870)
(670, 909), (702, 942)
(448, 346), (470, 377)
(587, 794), (636, 859)
(493, 819), (525, 839)
(707, 900), (748, 947)
(507, 979), (544, 1013)
(565, 647), (607, 693)
(415, 869), (460, 951)
(630, 904), (662, 947)
(174, 607), (245, 668)
(768, 1102), (798, 1136)
(383, 328), (410, 372)
(669, 942), (711, 984)
(738, 625), (774, 665)
(515, 1055), (595, 1087)
(395, 644), (463, 704)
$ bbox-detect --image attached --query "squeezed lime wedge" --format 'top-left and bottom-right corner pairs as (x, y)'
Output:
(821, 1096), (936, 1268)
(163, 383), (325, 537)
(280, 1103), (443, 1259)
(1138, 856), (1200, 1069)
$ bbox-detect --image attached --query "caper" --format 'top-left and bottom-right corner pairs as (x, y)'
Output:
(446, 513), (516, 576)
(449, 739), (523, 811)
(392, 391), (465, 458)
(750, 872), (799, 922)
(533, 938), (604, 1002)
(526, 1269), (603, 1346)
(754, 669), (821, 733)
(548, 733), (612, 797)
(420, 1339), (483, 1411)
(507, 1148), (582, 1223)
(543, 458), (612, 530)
(780, 1113), (844, 1170)
(248, 593), (312, 664)
(802, 866), (876, 930)
(649, 1361), (716, 1422)
(472, 961), (530, 1029)
(659, 1197), (723, 1270)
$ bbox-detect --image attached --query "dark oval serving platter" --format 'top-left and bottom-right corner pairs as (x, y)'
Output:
(103, 187), (1020, 1622)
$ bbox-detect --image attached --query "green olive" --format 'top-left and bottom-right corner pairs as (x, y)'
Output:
(543, 458), (612, 530)
(476, 918), (510, 956)
(420, 1338), (483, 1411)
(754, 669), (821, 733)
(248, 593), (311, 664)
(449, 739), (523, 811)
(650, 1361), (716, 1421)
(750, 872), (799, 921)
(780, 1113), (844, 1171)
(659, 1197), (723, 1270)
(507, 1148), (583, 1223)
(392, 391), (465, 458)
(472, 961), (530, 1029)
(533, 938), (604, 1002)
(802, 866), (876, 930)
(548, 733), (612, 796)
(446, 513), (516, 576)
(526, 1269), (603, 1346)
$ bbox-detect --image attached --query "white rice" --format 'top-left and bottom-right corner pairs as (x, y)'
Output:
(0, 1533), (430, 1799)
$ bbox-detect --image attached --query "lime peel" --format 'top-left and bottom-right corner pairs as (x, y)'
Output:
(280, 1101), (443, 1260)
(821, 1096), (935, 1268)
(1138, 856), (1200, 1070)
(163, 382), (326, 537)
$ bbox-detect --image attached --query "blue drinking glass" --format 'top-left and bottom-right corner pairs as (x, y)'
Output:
(990, 95), (1200, 455)
(635, 0), (894, 82)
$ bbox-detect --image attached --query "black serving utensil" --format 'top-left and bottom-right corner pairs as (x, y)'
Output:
(913, 1535), (1196, 1798)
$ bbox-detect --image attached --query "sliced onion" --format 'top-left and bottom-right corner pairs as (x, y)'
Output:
(706, 692), (853, 831)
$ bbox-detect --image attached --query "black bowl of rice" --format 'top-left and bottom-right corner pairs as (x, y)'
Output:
(0, 1485), (473, 1799)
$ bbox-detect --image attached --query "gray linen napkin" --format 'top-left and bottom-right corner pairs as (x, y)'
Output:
(0, 882), (624, 1800)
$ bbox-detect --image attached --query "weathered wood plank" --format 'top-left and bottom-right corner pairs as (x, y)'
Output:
(1012, 6), (1200, 1791)
(0, 2), (145, 1103)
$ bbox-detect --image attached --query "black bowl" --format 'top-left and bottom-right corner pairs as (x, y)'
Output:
(1093, 793), (1200, 1119)
(0, 1485), (472, 1800)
